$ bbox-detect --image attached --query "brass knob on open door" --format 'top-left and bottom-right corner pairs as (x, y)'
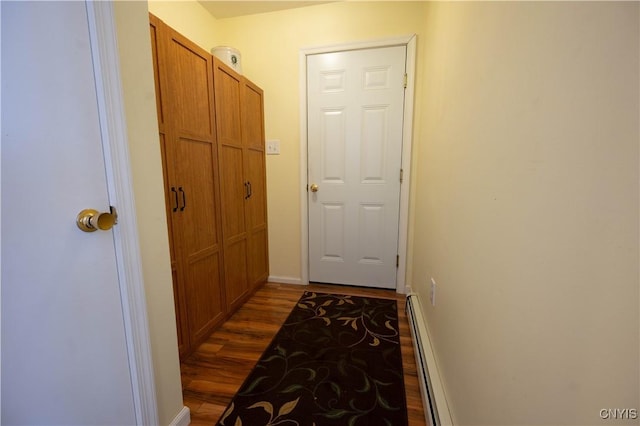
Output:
(310, 183), (319, 193)
(76, 207), (118, 232)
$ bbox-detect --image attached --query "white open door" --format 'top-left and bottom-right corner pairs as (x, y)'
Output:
(307, 46), (406, 289)
(1, 2), (156, 424)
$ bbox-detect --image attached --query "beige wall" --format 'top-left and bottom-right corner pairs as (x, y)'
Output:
(414, 2), (639, 424)
(113, 2), (184, 425)
(148, 0), (221, 50)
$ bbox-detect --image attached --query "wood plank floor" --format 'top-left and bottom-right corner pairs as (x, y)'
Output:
(181, 282), (427, 425)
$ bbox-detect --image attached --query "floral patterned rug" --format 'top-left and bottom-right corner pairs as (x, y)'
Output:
(217, 291), (408, 426)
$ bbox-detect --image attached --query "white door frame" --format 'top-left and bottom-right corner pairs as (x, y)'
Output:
(0, 2), (158, 423)
(85, 3), (159, 423)
(299, 35), (416, 293)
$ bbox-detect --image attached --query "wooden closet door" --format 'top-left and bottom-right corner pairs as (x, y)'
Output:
(164, 25), (226, 347)
(149, 15), (188, 355)
(213, 58), (250, 311)
(241, 79), (269, 289)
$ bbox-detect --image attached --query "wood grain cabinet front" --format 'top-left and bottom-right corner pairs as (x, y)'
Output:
(213, 58), (269, 313)
(150, 14), (268, 358)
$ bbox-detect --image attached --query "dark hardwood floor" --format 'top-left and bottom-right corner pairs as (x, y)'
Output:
(180, 282), (427, 425)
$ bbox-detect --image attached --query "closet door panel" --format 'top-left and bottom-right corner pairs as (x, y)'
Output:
(175, 137), (221, 252)
(174, 136), (225, 338)
(219, 145), (249, 308)
(214, 66), (242, 144)
(161, 133), (189, 354)
(242, 80), (269, 288)
(171, 266), (187, 354)
(242, 80), (265, 151)
(185, 252), (224, 343)
(166, 34), (214, 137)
(246, 150), (269, 287)
(223, 240), (250, 310)
(153, 16), (225, 355)
(150, 16), (190, 355)
(214, 58), (251, 309)
(219, 145), (246, 237)
(246, 150), (267, 229)
(149, 17), (166, 127)
(248, 228), (269, 288)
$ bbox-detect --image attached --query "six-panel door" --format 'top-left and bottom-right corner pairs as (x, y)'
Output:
(307, 46), (407, 288)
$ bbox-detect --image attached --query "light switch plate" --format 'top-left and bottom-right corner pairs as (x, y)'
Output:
(266, 139), (280, 155)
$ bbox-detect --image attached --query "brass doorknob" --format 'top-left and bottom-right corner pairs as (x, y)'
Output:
(310, 183), (319, 193)
(77, 207), (118, 232)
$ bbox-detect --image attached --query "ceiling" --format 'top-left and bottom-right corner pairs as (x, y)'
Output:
(198, 1), (336, 19)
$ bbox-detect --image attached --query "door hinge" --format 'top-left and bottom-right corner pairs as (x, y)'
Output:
(403, 73), (408, 89)
(400, 168), (404, 183)
(396, 255), (399, 268)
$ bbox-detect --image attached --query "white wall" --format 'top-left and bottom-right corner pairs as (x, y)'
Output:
(413, 2), (639, 424)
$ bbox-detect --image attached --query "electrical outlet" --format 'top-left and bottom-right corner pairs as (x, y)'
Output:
(430, 277), (436, 306)
(266, 139), (280, 155)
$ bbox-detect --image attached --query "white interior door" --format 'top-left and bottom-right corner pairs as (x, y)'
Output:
(1, 2), (137, 424)
(307, 46), (406, 289)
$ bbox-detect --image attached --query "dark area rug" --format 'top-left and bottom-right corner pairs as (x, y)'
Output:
(217, 291), (408, 426)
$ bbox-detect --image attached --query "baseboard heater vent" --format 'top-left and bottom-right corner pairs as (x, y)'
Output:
(406, 293), (452, 426)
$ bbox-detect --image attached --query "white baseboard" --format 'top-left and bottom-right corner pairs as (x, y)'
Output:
(268, 275), (305, 285)
(406, 292), (453, 426)
(169, 406), (190, 426)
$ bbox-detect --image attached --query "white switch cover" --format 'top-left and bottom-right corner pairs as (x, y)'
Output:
(266, 139), (280, 155)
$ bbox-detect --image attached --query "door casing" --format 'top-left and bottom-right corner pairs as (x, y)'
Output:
(86, 3), (159, 422)
(299, 35), (417, 293)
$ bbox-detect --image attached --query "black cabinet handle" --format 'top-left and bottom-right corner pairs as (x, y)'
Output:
(247, 181), (252, 199)
(244, 181), (250, 199)
(179, 187), (186, 211)
(171, 187), (178, 212)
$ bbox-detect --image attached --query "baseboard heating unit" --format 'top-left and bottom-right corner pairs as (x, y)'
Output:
(406, 293), (453, 426)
